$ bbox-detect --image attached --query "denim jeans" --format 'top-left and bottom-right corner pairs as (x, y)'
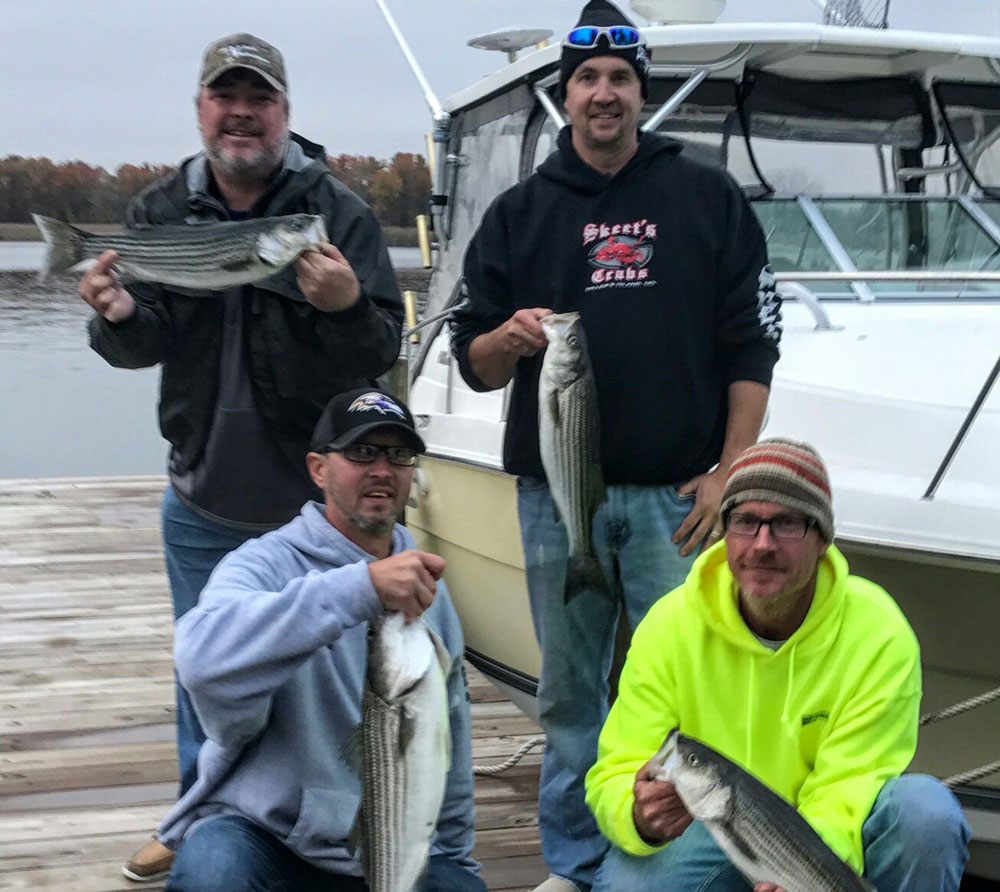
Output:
(592, 774), (971, 892)
(162, 485), (260, 796)
(164, 814), (487, 892)
(517, 479), (698, 891)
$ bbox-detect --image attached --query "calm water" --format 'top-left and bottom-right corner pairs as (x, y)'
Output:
(0, 243), (425, 479)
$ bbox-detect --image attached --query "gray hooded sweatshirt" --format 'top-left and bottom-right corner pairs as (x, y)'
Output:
(156, 501), (479, 879)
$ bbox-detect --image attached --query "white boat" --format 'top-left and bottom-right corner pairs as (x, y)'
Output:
(383, 0), (1000, 877)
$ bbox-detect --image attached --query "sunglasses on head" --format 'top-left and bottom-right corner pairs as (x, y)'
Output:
(563, 26), (642, 49)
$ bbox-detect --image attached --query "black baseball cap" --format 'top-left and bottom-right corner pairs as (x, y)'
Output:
(309, 388), (426, 454)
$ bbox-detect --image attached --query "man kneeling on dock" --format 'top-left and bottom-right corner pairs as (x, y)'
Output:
(154, 389), (485, 892)
(585, 438), (970, 892)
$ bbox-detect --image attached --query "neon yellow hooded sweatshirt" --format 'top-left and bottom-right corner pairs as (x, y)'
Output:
(585, 542), (920, 873)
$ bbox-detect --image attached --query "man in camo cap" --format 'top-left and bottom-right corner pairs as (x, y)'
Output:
(78, 32), (404, 882)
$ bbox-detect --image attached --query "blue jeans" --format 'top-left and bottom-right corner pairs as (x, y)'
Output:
(592, 774), (971, 892)
(164, 814), (487, 892)
(162, 485), (260, 797)
(517, 479), (698, 891)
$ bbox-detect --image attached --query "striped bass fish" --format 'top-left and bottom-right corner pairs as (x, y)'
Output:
(31, 213), (327, 289)
(538, 311), (607, 603)
(352, 611), (452, 892)
(649, 729), (876, 892)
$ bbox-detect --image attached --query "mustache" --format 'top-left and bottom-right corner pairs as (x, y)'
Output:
(220, 119), (265, 136)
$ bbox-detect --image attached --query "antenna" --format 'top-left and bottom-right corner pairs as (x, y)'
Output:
(467, 28), (554, 64)
(372, 0), (445, 122)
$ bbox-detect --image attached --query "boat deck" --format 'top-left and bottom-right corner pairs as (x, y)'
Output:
(0, 476), (546, 891)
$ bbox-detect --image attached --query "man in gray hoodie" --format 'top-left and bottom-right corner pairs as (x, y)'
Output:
(156, 388), (485, 892)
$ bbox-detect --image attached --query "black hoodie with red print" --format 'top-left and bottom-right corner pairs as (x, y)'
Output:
(450, 127), (781, 486)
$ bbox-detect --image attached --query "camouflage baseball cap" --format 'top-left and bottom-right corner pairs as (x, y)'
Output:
(199, 33), (287, 93)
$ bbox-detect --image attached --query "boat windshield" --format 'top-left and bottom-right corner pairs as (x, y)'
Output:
(754, 197), (1000, 299)
(637, 72), (1000, 301)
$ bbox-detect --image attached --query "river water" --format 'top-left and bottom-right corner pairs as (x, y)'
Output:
(0, 243), (426, 479)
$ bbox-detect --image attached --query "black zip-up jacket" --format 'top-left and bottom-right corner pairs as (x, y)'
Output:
(451, 128), (781, 485)
(89, 134), (404, 477)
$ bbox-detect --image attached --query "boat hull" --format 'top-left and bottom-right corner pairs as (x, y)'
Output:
(406, 451), (1000, 872)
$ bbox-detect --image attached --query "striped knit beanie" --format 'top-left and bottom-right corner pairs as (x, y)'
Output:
(720, 438), (834, 542)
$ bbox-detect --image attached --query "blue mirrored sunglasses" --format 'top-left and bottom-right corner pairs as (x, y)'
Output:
(563, 26), (642, 49)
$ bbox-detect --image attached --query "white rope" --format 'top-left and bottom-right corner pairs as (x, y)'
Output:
(919, 684), (1000, 726)
(473, 735), (545, 777)
(945, 760), (1000, 788)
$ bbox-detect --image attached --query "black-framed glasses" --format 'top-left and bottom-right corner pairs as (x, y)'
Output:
(328, 443), (418, 467)
(725, 512), (817, 541)
(563, 26), (642, 49)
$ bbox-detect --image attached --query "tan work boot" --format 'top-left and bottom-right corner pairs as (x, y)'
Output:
(122, 836), (175, 882)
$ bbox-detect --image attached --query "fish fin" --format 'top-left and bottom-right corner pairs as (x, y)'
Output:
(563, 554), (608, 604)
(427, 626), (453, 675)
(220, 257), (254, 272)
(340, 723), (364, 774)
(398, 707), (417, 755)
(346, 806), (365, 856)
(32, 214), (85, 282)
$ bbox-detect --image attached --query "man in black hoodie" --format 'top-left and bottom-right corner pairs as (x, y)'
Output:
(449, 3), (781, 890)
(77, 33), (404, 882)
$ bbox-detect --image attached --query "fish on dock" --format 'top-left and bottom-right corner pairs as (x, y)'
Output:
(649, 729), (876, 892)
(349, 611), (452, 892)
(538, 311), (608, 602)
(31, 213), (328, 288)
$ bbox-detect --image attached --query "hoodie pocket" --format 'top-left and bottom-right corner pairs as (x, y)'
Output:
(286, 787), (359, 858)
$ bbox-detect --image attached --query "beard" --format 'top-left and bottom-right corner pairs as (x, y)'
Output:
(204, 126), (287, 184)
(347, 511), (399, 536)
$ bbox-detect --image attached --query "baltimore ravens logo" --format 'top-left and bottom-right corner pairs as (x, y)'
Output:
(588, 236), (653, 270)
(347, 393), (406, 418)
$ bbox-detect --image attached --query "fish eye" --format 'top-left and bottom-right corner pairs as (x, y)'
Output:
(567, 335), (578, 346)
(686, 753), (699, 766)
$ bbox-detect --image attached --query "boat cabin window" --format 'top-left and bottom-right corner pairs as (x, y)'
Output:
(752, 197), (1000, 299)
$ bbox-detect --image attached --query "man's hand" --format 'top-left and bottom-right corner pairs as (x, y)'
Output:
(632, 760), (694, 844)
(672, 465), (727, 556)
(495, 307), (552, 358)
(294, 244), (361, 312)
(755, 885), (786, 892)
(368, 551), (446, 620)
(467, 307), (553, 390)
(78, 251), (136, 323)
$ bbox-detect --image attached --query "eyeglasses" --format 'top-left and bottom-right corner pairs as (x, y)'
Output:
(328, 443), (418, 467)
(563, 26), (642, 49)
(725, 513), (817, 541)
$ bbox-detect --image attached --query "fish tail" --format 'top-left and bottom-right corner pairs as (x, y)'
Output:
(563, 554), (609, 604)
(32, 214), (84, 282)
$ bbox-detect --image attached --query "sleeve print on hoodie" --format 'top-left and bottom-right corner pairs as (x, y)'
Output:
(757, 264), (782, 342)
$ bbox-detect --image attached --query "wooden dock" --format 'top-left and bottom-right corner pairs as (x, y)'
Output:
(0, 477), (547, 891)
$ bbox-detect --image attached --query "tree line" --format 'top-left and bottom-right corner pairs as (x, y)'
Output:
(0, 152), (430, 228)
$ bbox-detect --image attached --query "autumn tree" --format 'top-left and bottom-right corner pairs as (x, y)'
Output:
(0, 152), (428, 227)
(327, 154), (384, 206)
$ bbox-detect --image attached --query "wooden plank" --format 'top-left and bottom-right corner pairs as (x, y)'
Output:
(0, 476), (546, 891)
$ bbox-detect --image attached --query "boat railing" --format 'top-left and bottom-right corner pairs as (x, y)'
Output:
(776, 269), (1000, 330)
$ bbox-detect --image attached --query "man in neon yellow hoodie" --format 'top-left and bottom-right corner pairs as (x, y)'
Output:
(585, 438), (969, 891)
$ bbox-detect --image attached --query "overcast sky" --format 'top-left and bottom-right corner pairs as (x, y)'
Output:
(6, 0), (1000, 171)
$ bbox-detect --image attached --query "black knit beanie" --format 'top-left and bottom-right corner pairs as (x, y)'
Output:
(559, 0), (650, 99)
